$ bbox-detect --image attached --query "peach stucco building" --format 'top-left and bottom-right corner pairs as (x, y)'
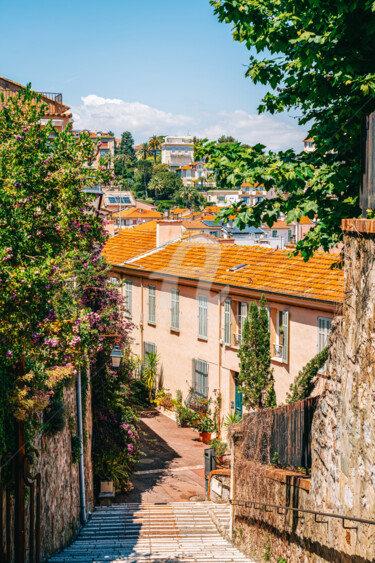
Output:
(103, 222), (343, 420)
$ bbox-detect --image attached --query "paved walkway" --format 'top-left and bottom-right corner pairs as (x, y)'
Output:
(49, 502), (255, 562)
(117, 410), (208, 503)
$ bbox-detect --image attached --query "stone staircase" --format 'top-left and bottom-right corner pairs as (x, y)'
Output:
(48, 502), (254, 562)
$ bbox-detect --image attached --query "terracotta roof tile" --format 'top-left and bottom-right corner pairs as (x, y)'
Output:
(111, 207), (162, 219)
(124, 242), (343, 303)
(102, 231), (156, 265)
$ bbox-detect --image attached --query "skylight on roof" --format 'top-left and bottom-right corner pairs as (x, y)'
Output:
(228, 263), (248, 272)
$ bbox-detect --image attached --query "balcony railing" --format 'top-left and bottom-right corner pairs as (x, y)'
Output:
(38, 92), (63, 103)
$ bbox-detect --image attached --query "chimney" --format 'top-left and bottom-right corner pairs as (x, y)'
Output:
(156, 221), (183, 247)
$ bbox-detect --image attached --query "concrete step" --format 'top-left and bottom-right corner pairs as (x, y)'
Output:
(48, 502), (253, 562)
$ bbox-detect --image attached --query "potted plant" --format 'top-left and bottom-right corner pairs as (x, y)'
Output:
(176, 405), (200, 427)
(210, 439), (227, 464)
(196, 415), (216, 443)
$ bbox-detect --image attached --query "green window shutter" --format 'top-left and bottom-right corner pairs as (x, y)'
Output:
(171, 289), (180, 331)
(282, 311), (289, 364)
(125, 280), (132, 317)
(224, 299), (231, 345)
(197, 360), (208, 398)
(148, 285), (156, 324)
(192, 358), (197, 392)
(198, 295), (208, 339)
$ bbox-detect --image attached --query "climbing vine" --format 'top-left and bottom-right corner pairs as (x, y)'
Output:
(287, 347), (329, 403)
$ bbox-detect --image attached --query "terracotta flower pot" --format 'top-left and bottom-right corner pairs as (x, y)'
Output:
(199, 432), (212, 444)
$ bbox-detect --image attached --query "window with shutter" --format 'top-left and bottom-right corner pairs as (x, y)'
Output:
(171, 289), (180, 331)
(194, 359), (208, 398)
(281, 310), (289, 363)
(318, 317), (332, 353)
(125, 280), (132, 318)
(148, 285), (156, 325)
(224, 299), (231, 346)
(237, 302), (248, 345)
(198, 295), (208, 339)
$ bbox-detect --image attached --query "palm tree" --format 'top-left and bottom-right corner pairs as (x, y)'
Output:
(143, 352), (159, 403)
(149, 135), (164, 164)
(148, 175), (164, 200)
(139, 142), (152, 160)
(178, 184), (200, 209)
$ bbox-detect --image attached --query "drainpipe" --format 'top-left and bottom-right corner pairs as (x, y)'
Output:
(76, 368), (86, 524)
(218, 297), (223, 439)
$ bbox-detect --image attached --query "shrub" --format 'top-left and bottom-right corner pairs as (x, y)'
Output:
(43, 397), (66, 435)
(71, 435), (81, 464)
(196, 414), (216, 434)
(176, 405), (200, 427)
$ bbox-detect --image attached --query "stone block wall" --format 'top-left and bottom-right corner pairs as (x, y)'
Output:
(34, 378), (94, 559)
(2, 376), (94, 561)
(230, 221), (375, 562)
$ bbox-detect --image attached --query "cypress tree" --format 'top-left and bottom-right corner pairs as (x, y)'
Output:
(238, 294), (276, 409)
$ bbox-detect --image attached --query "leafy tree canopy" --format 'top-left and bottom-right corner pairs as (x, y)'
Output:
(200, 0), (375, 259)
(217, 135), (238, 144)
(0, 88), (129, 426)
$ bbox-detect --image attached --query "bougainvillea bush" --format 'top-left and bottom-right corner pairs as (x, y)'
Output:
(0, 87), (130, 456)
(92, 349), (142, 490)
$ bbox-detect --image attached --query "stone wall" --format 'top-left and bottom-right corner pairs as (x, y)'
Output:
(35, 377), (94, 559)
(230, 221), (375, 562)
(2, 375), (94, 561)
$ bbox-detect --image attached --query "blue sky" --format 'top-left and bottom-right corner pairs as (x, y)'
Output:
(0, 0), (305, 149)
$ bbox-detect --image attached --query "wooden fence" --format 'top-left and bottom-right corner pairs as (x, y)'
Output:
(242, 397), (319, 470)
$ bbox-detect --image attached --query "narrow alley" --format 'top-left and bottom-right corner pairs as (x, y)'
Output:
(48, 411), (255, 562)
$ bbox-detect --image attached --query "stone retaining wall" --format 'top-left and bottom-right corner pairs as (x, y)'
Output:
(2, 376), (94, 561)
(230, 223), (375, 562)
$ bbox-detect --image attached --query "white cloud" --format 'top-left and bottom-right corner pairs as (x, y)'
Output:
(72, 95), (194, 139)
(199, 110), (304, 152)
(72, 95), (305, 151)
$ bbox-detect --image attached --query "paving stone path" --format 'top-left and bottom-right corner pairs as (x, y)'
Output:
(49, 502), (255, 562)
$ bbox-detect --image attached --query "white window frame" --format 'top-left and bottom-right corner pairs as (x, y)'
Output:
(125, 280), (132, 318)
(198, 294), (208, 339)
(224, 299), (231, 346)
(318, 317), (332, 353)
(171, 289), (180, 332)
(148, 285), (156, 325)
(237, 302), (248, 345)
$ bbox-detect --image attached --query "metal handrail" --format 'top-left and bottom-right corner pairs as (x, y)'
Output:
(230, 498), (375, 529)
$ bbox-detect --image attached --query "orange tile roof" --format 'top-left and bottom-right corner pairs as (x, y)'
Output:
(111, 207), (162, 219)
(181, 220), (216, 229)
(298, 216), (314, 224)
(241, 182), (264, 188)
(171, 208), (189, 215)
(263, 220), (291, 229)
(125, 243), (343, 303)
(132, 220), (158, 232)
(102, 231), (156, 265)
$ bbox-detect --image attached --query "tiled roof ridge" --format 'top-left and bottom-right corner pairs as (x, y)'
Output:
(121, 240), (343, 303)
